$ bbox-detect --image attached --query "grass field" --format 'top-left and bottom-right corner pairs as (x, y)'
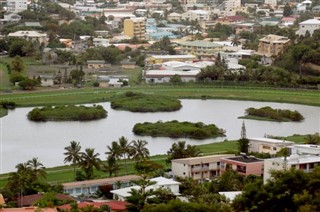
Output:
(0, 85), (319, 107)
(0, 134), (311, 188)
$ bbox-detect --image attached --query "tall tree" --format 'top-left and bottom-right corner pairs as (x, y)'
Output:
(63, 141), (82, 180)
(231, 35), (241, 47)
(166, 141), (201, 163)
(118, 136), (132, 175)
(103, 155), (121, 177)
(79, 148), (101, 180)
(237, 138), (249, 154)
(27, 157), (47, 180)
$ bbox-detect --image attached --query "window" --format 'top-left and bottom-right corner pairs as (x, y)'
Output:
(183, 172), (186, 175)
(76, 188), (81, 194)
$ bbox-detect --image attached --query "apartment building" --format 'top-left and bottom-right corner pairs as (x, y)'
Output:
(6, 0), (28, 13)
(220, 156), (264, 177)
(264, 0), (277, 8)
(289, 144), (320, 156)
(123, 18), (146, 40)
(8, 30), (47, 44)
(264, 155), (320, 183)
(257, 34), (290, 63)
(171, 154), (234, 180)
(225, 0), (241, 13)
(296, 19), (320, 37)
(249, 138), (294, 155)
(178, 40), (224, 56)
(181, 10), (209, 21)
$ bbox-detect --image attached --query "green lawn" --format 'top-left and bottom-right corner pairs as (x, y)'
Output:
(0, 86), (319, 107)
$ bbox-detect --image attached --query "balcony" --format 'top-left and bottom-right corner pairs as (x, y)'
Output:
(192, 166), (209, 172)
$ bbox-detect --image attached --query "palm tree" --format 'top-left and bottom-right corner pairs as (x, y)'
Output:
(103, 155), (121, 177)
(106, 141), (121, 159)
(166, 141), (201, 163)
(79, 148), (101, 180)
(27, 157), (46, 179)
(118, 136), (132, 175)
(131, 140), (150, 161)
(231, 35), (241, 47)
(64, 141), (82, 180)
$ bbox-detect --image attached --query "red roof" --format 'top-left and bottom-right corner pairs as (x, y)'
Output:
(58, 201), (128, 211)
(226, 15), (246, 22)
(17, 194), (75, 207)
(281, 17), (296, 21)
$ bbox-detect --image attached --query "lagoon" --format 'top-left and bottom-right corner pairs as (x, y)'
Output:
(0, 99), (319, 173)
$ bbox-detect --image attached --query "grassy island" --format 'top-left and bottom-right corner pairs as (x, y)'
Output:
(111, 92), (182, 112)
(239, 106), (304, 122)
(28, 105), (107, 122)
(133, 120), (226, 139)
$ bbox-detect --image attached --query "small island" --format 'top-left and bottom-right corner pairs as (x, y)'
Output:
(111, 92), (182, 112)
(133, 120), (226, 139)
(239, 106), (304, 122)
(0, 101), (16, 118)
(28, 105), (107, 122)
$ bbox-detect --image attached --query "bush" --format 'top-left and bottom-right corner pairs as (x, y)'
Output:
(28, 105), (107, 122)
(133, 120), (225, 139)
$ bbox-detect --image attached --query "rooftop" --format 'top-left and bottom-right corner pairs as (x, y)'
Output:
(179, 40), (222, 48)
(150, 54), (196, 59)
(249, 137), (294, 144)
(299, 19), (320, 25)
(224, 156), (263, 163)
(172, 154), (235, 165)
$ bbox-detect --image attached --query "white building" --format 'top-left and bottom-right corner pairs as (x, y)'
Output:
(181, 10), (209, 21)
(168, 12), (182, 22)
(289, 144), (320, 156)
(296, 19), (320, 37)
(264, 0), (277, 8)
(263, 155), (320, 184)
(6, 0), (28, 13)
(145, 70), (199, 83)
(93, 38), (110, 47)
(161, 61), (213, 72)
(225, 0), (241, 13)
(171, 155), (234, 180)
(248, 138), (294, 155)
(8, 31), (47, 44)
(110, 177), (180, 201)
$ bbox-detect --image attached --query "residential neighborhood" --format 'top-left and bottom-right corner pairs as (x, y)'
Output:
(0, 0), (319, 211)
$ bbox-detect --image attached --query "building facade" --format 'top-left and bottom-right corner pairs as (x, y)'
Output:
(7, 30), (47, 44)
(6, 0), (28, 13)
(178, 41), (224, 56)
(171, 155), (234, 180)
(296, 19), (320, 37)
(220, 156), (264, 177)
(124, 18), (146, 40)
(249, 138), (294, 155)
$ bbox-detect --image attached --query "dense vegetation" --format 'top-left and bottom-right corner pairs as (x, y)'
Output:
(111, 92), (182, 112)
(240, 106), (304, 122)
(27, 105), (107, 122)
(133, 120), (225, 139)
(0, 101), (16, 117)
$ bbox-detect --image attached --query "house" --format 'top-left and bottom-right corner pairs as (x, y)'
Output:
(87, 60), (111, 69)
(145, 70), (199, 83)
(248, 138), (294, 155)
(108, 76), (129, 87)
(216, 16), (246, 25)
(145, 54), (197, 65)
(0, 207), (57, 212)
(264, 0), (277, 8)
(181, 10), (209, 21)
(171, 154), (235, 180)
(168, 12), (182, 22)
(0, 13), (21, 24)
(280, 17), (296, 27)
(93, 37), (110, 47)
(110, 177), (180, 201)
(161, 61), (203, 72)
(39, 74), (55, 87)
(17, 194), (75, 207)
(121, 60), (136, 69)
(257, 34), (290, 64)
(58, 201), (128, 212)
(178, 41), (224, 57)
(220, 155), (264, 177)
(263, 155), (320, 183)
(63, 175), (140, 196)
(8, 31), (47, 44)
(296, 19), (320, 37)
(24, 22), (42, 28)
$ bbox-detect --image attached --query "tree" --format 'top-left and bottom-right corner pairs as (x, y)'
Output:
(63, 141), (82, 180)
(237, 138), (249, 154)
(27, 157), (47, 180)
(218, 170), (245, 191)
(118, 136), (132, 175)
(166, 141), (201, 163)
(79, 148), (101, 180)
(18, 78), (38, 90)
(11, 56), (24, 72)
(131, 140), (150, 161)
(169, 74), (182, 83)
(283, 3), (293, 17)
(231, 35), (241, 47)
(103, 155), (121, 177)
(304, 133), (320, 144)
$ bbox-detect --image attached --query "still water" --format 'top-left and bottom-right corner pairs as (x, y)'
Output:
(0, 100), (319, 173)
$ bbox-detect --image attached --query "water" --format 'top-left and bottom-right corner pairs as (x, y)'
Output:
(0, 99), (319, 173)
